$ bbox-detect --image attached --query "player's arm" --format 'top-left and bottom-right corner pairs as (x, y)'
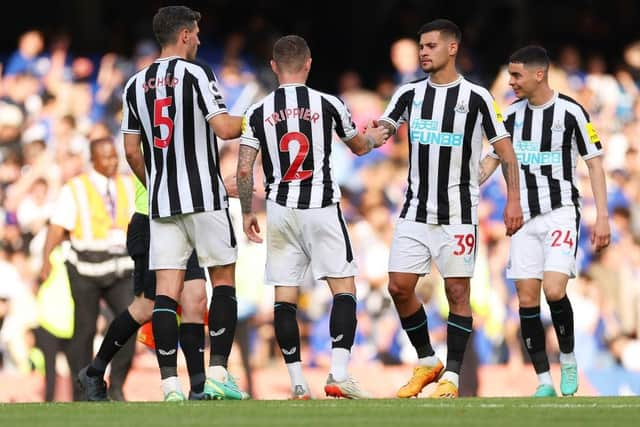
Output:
(343, 123), (389, 156)
(194, 63), (243, 140)
(479, 90), (522, 235)
(328, 95), (389, 156)
(236, 144), (261, 243)
(376, 85), (414, 138)
(574, 105), (610, 251)
(121, 79), (146, 184)
(478, 154), (501, 185)
(492, 136), (523, 236)
(237, 109), (263, 243)
(123, 133), (146, 185)
(584, 155), (610, 251)
(208, 114), (243, 140)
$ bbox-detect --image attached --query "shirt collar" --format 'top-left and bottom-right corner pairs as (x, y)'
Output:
(155, 56), (181, 62)
(88, 169), (111, 194)
(427, 75), (463, 88)
(527, 91), (558, 110)
(278, 83), (306, 88)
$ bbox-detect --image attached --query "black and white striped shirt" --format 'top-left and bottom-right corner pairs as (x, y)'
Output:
(121, 56), (229, 219)
(240, 83), (358, 209)
(489, 92), (603, 221)
(380, 76), (509, 224)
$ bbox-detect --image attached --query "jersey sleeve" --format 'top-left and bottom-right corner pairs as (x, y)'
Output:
(572, 106), (603, 160)
(478, 89), (510, 144)
(193, 63), (229, 120)
(379, 85), (413, 131)
(487, 110), (516, 159)
(121, 78), (141, 134)
(240, 105), (260, 150)
(332, 98), (358, 141)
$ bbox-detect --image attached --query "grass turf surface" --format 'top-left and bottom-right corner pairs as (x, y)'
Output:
(1, 397), (639, 427)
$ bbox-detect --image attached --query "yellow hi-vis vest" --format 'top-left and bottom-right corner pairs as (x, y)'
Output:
(37, 246), (74, 338)
(67, 173), (135, 278)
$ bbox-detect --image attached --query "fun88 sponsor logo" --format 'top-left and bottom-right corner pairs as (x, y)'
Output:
(514, 141), (562, 165)
(410, 119), (463, 147)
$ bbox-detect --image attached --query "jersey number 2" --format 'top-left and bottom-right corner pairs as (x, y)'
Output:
(153, 97), (174, 148)
(280, 131), (312, 181)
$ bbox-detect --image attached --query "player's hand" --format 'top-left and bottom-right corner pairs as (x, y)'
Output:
(364, 121), (390, 148)
(242, 213), (263, 243)
(503, 199), (523, 236)
(591, 215), (611, 251)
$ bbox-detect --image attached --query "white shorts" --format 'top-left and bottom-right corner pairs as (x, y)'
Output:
(388, 218), (477, 278)
(507, 206), (579, 280)
(149, 210), (237, 270)
(265, 200), (358, 286)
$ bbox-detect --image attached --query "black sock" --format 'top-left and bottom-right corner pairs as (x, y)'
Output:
(208, 285), (237, 368)
(329, 293), (357, 350)
(87, 309), (140, 377)
(274, 302), (301, 364)
(446, 313), (473, 374)
(180, 323), (205, 393)
(153, 295), (179, 379)
(548, 295), (575, 354)
(400, 307), (435, 358)
(519, 306), (550, 373)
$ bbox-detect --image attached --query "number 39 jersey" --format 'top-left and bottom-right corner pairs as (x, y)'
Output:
(240, 83), (358, 209)
(121, 56), (229, 219)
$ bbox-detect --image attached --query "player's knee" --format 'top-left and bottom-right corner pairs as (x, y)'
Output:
(444, 281), (469, 305)
(388, 280), (413, 302)
(129, 297), (154, 324)
(543, 287), (566, 303)
(180, 294), (207, 322)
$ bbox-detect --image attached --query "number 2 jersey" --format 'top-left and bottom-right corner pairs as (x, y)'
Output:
(489, 92), (603, 222)
(240, 83), (358, 209)
(121, 56), (229, 219)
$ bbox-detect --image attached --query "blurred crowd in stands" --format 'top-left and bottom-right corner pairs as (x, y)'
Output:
(1, 25), (639, 398)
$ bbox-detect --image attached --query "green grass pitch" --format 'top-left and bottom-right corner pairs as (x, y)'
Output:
(1, 397), (639, 427)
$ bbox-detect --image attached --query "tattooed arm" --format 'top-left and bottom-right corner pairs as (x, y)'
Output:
(478, 155), (501, 185)
(492, 136), (523, 236)
(236, 144), (262, 243)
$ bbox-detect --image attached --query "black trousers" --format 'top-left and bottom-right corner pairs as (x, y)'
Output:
(34, 327), (71, 401)
(65, 263), (135, 401)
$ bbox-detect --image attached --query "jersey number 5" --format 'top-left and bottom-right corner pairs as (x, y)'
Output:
(153, 97), (174, 148)
(280, 131), (313, 181)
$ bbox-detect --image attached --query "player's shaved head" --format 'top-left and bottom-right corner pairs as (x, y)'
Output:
(153, 5), (201, 47)
(273, 35), (311, 73)
(509, 45), (550, 71)
(418, 19), (462, 42)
